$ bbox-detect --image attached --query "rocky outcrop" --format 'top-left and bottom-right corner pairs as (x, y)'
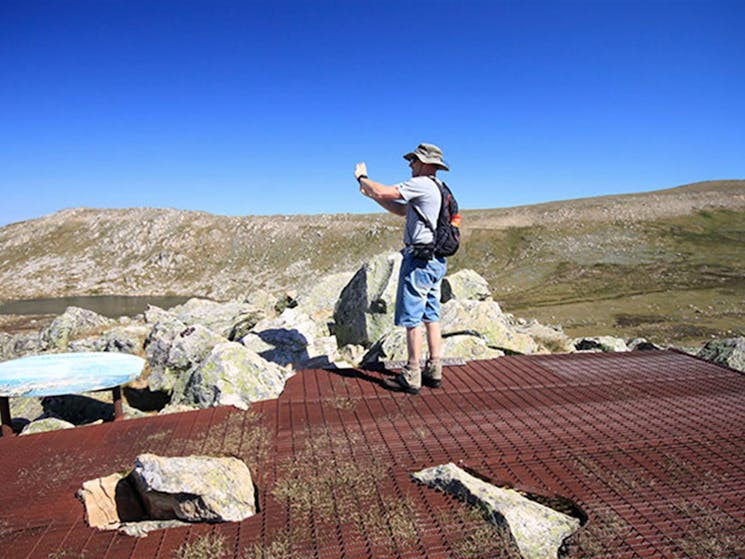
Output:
(697, 337), (745, 372)
(295, 271), (355, 321)
(441, 269), (492, 302)
(179, 342), (291, 409)
(413, 463), (581, 559)
(147, 323), (227, 395)
(363, 329), (504, 366)
(241, 307), (338, 369)
(2, 256), (664, 432)
(166, 298), (266, 339)
(333, 252), (402, 347)
(143, 307), (189, 392)
(0, 331), (43, 361)
(440, 299), (543, 355)
(41, 307), (113, 350)
(67, 323), (149, 354)
(514, 320), (575, 354)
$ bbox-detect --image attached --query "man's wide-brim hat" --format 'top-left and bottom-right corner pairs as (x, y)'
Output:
(403, 143), (450, 171)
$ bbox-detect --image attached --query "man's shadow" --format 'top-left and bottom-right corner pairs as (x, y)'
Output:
(324, 361), (395, 389)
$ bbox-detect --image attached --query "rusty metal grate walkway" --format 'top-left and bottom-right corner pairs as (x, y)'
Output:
(1, 350), (743, 558)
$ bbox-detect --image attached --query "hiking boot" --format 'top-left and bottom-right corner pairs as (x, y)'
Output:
(422, 358), (442, 388)
(383, 364), (421, 395)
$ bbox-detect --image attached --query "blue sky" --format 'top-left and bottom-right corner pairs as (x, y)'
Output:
(1, 0), (743, 227)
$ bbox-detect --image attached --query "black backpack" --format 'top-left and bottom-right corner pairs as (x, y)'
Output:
(412, 176), (461, 257)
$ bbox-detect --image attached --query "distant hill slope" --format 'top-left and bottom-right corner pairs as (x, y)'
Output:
(1, 180), (744, 344)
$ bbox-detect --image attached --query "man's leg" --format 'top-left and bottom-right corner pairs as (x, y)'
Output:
(424, 321), (441, 361)
(422, 257), (447, 388)
(383, 326), (421, 393)
(407, 325), (423, 368)
(423, 321), (443, 388)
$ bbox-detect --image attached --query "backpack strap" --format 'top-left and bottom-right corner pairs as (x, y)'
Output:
(411, 176), (441, 233)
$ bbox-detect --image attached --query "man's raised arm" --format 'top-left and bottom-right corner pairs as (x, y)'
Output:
(355, 162), (407, 216)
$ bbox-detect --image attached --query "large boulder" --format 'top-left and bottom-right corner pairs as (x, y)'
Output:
(147, 324), (228, 395)
(362, 329), (504, 366)
(573, 336), (629, 352)
(242, 289), (277, 315)
(241, 307), (338, 369)
(441, 269), (492, 302)
(513, 319), (575, 354)
(68, 324), (150, 354)
(130, 454), (256, 522)
(413, 463), (580, 559)
(20, 417), (76, 435)
(697, 337), (745, 372)
(143, 306), (186, 360)
(143, 308), (192, 393)
(1, 331), (43, 360)
(295, 271), (355, 323)
(440, 300), (542, 355)
(333, 252), (402, 347)
(180, 342), (290, 409)
(41, 307), (113, 350)
(165, 298), (264, 339)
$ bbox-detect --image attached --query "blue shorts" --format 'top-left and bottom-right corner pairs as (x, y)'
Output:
(394, 251), (447, 328)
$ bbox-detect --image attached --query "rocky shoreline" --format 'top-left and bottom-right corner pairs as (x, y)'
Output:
(2, 252), (743, 436)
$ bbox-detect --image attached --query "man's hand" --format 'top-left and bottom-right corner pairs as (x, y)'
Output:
(354, 162), (368, 181)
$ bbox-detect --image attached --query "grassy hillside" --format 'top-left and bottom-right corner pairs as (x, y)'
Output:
(454, 208), (745, 345)
(1, 180), (743, 346)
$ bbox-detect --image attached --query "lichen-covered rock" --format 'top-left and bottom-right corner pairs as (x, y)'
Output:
(167, 324), (226, 370)
(573, 336), (629, 352)
(413, 463), (580, 559)
(362, 329), (504, 366)
(0, 332), (11, 361)
(95, 325), (149, 354)
(697, 337), (745, 372)
(67, 324), (150, 354)
(333, 252), (402, 347)
(10, 396), (44, 426)
(295, 270), (355, 322)
(144, 305), (184, 328)
(241, 307), (337, 368)
(441, 269), (492, 302)
(165, 298), (260, 339)
(1, 332), (43, 360)
(143, 311), (189, 392)
(227, 308), (267, 341)
(243, 289), (277, 315)
(41, 306), (113, 350)
(514, 320), (575, 354)
(147, 324), (227, 395)
(130, 454), (256, 522)
(20, 416), (76, 435)
(180, 342), (290, 409)
(440, 300), (541, 355)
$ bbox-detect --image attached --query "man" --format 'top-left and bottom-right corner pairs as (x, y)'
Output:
(355, 143), (449, 394)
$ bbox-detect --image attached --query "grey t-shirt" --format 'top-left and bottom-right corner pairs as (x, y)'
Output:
(396, 176), (441, 245)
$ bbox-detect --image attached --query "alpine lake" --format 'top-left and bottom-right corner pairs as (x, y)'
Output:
(0, 295), (193, 334)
